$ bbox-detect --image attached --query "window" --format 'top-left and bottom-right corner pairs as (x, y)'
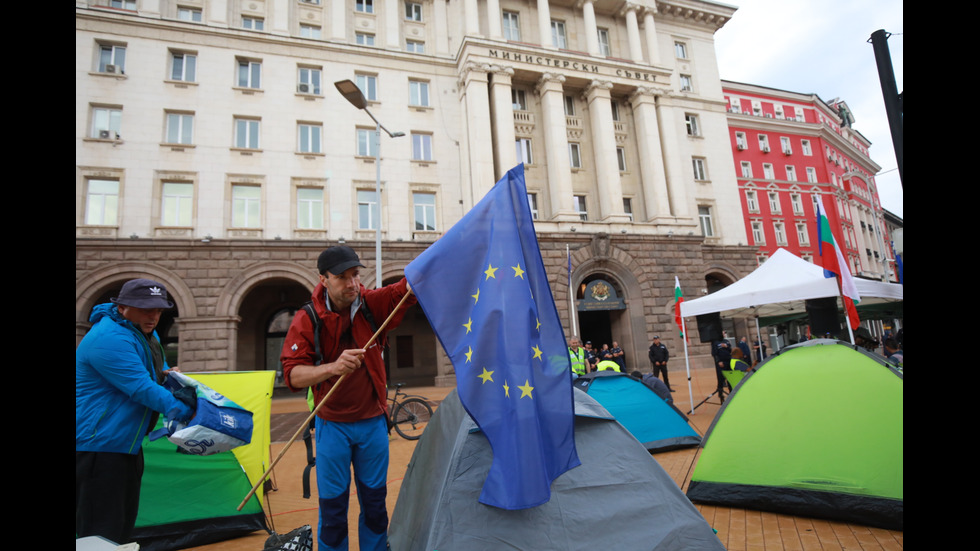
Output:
(406, 39), (425, 53)
(298, 123), (322, 154)
(85, 179), (119, 225)
(409, 80), (429, 106)
(356, 74), (377, 101)
(574, 195), (588, 221)
(564, 95), (576, 116)
(752, 100), (762, 116)
(551, 20), (567, 49)
(597, 28), (610, 56)
(237, 59), (261, 89)
(300, 24), (321, 39)
(758, 134), (770, 152)
(297, 188), (324, 229)
(242, 17), (264, 30)
(357, 190), (379, 230)
(412, 133), (433, 161)
(781, 136), (792, 155)
(774, 222), (787, 245)
(232, 185), (261, 227)
(161, 182), (193, 227)
(692, 157), (707, 181)
(516, 138), (533, 165)
(91, 106), (121, 139)
(111, 0), (136, 9)
(801, 139), (812, 156)
(763, 163), (774, 179)
(512, 88), (527, 110)
(569, 143), (582, 169)
(356, 0), (374, 13)
(355, 33), (376, 46)
(610, 101), (621, 121)
(674, 41), (688, 59)
(751, 221), (764, 244)
(698, 206), (714, 237)
(170, 51), (196, 82)
(413, 192), (436, 231)
(357, 128), (377, 157)
(683, 114), (701, 137)
(405, 1), (422, 21)
(679, 74), (692, 92)
(178, 7), (202, 21)
(768, 192), (781, 213)
(234, 117), (260, 149)
(298, 66), (321, 94)
(527, 193), (538, 220)
(796, 223), (809, 245)
(735, 132), (747, 150)
(774, 105), (784, 119)
(740, 162), (752, 179)
(795, 109), (806, 122)
(165, 112), (193, 144)
(616, 147), (627, 172)
(791, 193), (804, 214)
(785, 165), (797, 182)
(97, 43), (126, 74)
(623, 198), (633, 221)
(806, 167), (817, 183)
(502, 11), (520, 41)
(745, 190), (758, 212)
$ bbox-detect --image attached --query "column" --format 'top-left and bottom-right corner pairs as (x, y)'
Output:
(459, 62), (495, 201)
(585, 80), (630, 222)
(536, 73), (577, 221)
(490, 66), (518, 180)
(624, 4), (643, 63)
(537, 0), (554, 49)
(487, 0), (503, 39)
(655, 99), (690, 218)
(464, 0), (480, 37)
(642, 8), (660, 65)
(579, 0), (600, 56)
(629, 87), (671, 221)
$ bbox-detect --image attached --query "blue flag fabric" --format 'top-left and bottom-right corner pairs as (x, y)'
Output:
(405, 164), (581, 510)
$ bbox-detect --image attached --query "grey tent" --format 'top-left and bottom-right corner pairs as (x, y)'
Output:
(389, 388), (723, 550)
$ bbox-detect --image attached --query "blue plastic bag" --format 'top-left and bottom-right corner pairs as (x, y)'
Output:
(153, 372), (254, 455)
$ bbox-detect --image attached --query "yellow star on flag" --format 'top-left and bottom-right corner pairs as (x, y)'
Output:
(479, 367), (494, 384)
(536, 318), (541, 331)
(471, 288), (480, 304)
(519, 379), (534, 399)
(465, 346), (473, 363)
(484, 264), (498, 280)
(531, 345), (543, 360)
(512, 264), (525, 279)
(503, 380), (510, 397)
(463, 318), (473, 334)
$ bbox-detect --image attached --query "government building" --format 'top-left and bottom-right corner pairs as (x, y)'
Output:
(76, 0), (758, 385)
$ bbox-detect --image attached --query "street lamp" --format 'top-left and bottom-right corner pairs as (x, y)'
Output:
(335, 79), (405, 289)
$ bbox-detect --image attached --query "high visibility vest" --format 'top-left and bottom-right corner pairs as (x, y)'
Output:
(729, 358), (749, 372)
(569, 348), (587, 375)
(596, 360), (621, 372)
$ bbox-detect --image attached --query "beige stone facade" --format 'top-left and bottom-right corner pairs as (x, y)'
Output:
(76, 0), (756, 385)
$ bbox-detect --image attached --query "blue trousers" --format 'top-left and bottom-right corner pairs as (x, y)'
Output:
(314, 414), (389, 551)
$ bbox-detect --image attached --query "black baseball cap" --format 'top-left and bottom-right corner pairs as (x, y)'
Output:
(318, 246), (366, 275)
(111, 278), (175, 309)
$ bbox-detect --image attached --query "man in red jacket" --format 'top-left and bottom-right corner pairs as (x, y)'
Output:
(281, 246), (415, 551)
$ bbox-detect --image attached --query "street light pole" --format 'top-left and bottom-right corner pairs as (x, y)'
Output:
(335, 79), (405, 288)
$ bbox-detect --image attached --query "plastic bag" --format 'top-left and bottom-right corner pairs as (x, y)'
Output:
(155, 371), (254, 455)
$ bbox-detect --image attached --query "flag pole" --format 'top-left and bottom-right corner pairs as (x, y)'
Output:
(567, 244), (578, 338)
(681, 315), (694, 415)
(237, 289), (415, 511)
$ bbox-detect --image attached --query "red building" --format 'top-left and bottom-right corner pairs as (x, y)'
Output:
(723, 81), (896, 282)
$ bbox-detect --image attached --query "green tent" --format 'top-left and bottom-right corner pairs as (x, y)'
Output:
(133, 371), (275, 550)
(686, 340), (903, 530)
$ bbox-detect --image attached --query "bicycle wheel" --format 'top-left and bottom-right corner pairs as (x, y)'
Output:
(392, 397), (432, 440)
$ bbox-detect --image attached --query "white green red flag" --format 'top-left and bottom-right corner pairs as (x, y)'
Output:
(674, 276), (685, 337)
(815, 197), (861, 330)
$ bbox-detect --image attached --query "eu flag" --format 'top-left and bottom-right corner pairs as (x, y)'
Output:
(405, 164), (581, 509)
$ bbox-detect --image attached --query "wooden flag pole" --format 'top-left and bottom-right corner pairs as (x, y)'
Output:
(237, 288), (414, 511)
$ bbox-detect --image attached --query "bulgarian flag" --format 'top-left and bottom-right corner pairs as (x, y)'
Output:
(674, 276), (686, 338)
(815, 197), (861, 329)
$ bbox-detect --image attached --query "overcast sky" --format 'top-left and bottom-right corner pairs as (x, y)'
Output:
(713, 0), (903, 218)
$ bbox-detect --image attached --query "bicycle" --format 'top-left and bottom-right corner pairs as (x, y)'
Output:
(387, 383), (433, 440)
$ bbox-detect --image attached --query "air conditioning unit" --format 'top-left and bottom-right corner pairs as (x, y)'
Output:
(99, 129), (111, 139)
(105, 64), (118, 74)
(762, 146), (770, 153)
(298, 83), (311, 93)
(737, 143), (746, 150)
(783, 149), (792, 155)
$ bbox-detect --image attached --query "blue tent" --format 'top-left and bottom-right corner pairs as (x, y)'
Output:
(574, 371), (701, 453)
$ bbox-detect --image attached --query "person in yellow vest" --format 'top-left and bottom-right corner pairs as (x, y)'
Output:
(596, 359), (621, 372)
(568, 337), (588, 377)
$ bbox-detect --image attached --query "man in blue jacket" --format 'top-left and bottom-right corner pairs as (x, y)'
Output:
(76, 279), (195, 544)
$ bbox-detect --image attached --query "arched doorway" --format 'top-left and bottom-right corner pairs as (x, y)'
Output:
(236, 278), (312, 379)
(575, 274), (631, 365)
(382, 276), (438, 386)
